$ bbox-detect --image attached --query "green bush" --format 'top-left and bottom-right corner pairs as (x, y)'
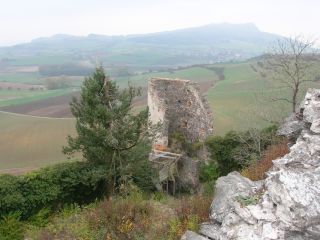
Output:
(199, 162), (219, 183)
(0, 162), (108, 220)
(26, 203), (95, 240)
(206, 131), (242, 175)
(121, 142), (156, 192)
(27, 208), (51, 227)
(152, 191), (167, 202)
(205, 126), (280, 176)
(0, 147), (155, 222)
(0, 212), (24, 240)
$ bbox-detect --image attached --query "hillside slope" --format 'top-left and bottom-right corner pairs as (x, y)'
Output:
(0, 23), (280, 66)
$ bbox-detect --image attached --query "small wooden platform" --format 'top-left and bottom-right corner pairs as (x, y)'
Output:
(149, 150), (182, 195)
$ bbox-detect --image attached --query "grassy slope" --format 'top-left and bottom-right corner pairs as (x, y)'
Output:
(116, 62), (295, 135)
(8, 55), (76, 66)
(207, 61), (320, 135)
(207, 62), (269, 135)
(115, 66), (219, 87)
(0, 112), (77, 171)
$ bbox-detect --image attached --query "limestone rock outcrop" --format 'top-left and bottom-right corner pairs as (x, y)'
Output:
(182, 88), (320, 240)
(277, 113), (303, 144)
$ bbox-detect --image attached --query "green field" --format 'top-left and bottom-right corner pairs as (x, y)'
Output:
(116, 62), (319, 135)
(0, 72), (41, 84)
(206, 62), (267, 135)
(7, 55), (76, 66)
(206, 61), (319, 135)
(0, 112), (77, 173)
(112, 60), (320, 136)
(115, 66), (219, 87)
(0, 88), (74, 107)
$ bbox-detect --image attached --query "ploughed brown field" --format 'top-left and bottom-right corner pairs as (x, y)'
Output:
(0, 92), (80, 117)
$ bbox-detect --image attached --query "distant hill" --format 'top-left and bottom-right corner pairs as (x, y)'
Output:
(0, 23), (281, 67)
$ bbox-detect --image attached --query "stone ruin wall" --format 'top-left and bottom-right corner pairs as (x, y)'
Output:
(148, 77), (213, 151)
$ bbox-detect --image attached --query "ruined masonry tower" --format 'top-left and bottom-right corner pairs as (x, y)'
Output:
(148, 78), (213, 149)
(148, 78), (213, 192)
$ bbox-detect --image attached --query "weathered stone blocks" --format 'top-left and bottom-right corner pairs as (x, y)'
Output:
(148, 78), (213, 191)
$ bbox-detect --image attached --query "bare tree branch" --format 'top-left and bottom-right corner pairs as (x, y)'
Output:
(258, 35), (318, 113)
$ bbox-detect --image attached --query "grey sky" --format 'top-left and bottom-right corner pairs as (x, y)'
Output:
(0, 0), (318, 46)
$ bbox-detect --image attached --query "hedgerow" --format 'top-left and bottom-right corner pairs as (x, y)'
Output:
(0, 161), (108, 220)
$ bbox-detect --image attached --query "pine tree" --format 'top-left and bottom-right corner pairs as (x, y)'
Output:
(63, 67), (149, 188)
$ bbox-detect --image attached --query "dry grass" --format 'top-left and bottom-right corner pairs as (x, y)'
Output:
(241, 140), (289, 181)
(167, 195), (211, 240)
(173, 195), (211, 223)
(27, 193), (212, 240)
(86, 196), (155, 240)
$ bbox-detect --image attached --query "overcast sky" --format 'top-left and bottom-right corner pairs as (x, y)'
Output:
(0, 0), (318, 46)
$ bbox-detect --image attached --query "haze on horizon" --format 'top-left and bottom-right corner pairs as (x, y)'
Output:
(0, 0), (319, 46)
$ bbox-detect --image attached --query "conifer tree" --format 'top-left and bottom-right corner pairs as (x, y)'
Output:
(63, 67), (149, 187)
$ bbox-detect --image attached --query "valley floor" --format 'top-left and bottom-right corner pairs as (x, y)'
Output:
(1, 60), (319, 172)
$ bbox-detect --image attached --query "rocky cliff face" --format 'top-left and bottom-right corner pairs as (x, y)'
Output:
(182, 89), (320, 240)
